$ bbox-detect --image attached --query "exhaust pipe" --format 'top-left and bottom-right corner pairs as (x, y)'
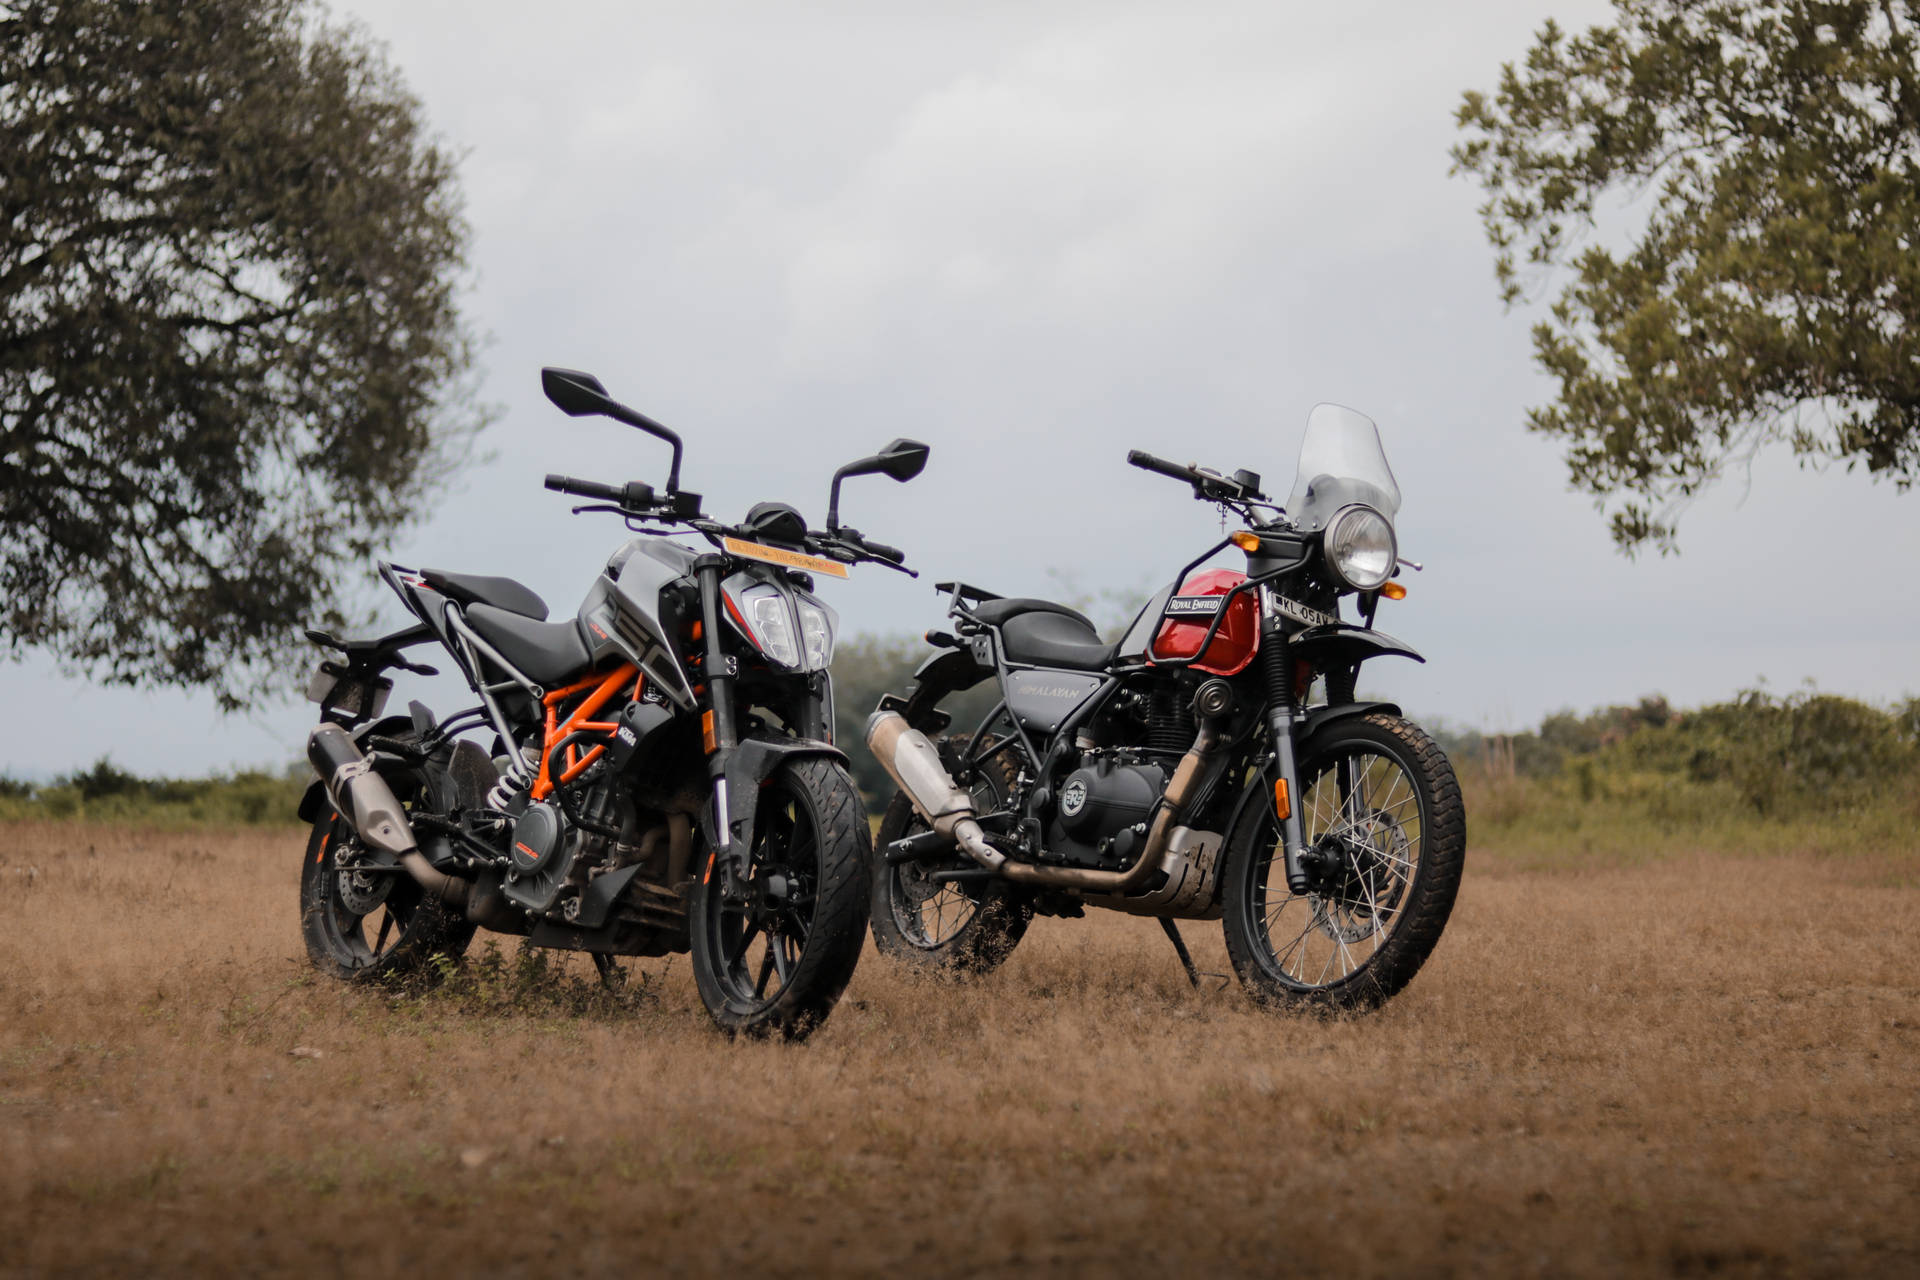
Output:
(865, 709), (1224, 893)
(865, 712), (1004, 868)
(308, 724), (469, 911)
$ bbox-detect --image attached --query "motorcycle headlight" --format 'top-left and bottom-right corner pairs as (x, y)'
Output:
(1324, 504), (1397, 592)
(793, 596), (836, 671)
(740, 584), (801, 668)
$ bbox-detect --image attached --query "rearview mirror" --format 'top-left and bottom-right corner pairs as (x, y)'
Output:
(827, 437), (932, 530)
(541, 367), (612, 417)
(538, 365), (687, 495)
(874, 437), (930, 482)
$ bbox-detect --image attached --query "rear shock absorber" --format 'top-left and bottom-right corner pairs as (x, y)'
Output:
(486, 741), (540, 811)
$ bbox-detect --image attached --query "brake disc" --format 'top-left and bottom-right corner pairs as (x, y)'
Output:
(334, 842), (394, 916)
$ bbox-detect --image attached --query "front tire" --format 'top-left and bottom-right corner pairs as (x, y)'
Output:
(689, 758), (870, 1040)
(1222, 713), (1464, 1012)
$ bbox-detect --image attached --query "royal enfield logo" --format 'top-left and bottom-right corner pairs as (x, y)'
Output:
(1059, 778), (1088, 817)
(1163, 595), (1223, 618)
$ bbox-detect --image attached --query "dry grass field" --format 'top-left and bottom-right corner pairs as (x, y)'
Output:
(1, 819), (1915, 1278)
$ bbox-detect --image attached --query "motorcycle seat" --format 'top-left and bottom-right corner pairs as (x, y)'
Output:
(421, 569), (549, 621)
(970, 597), (1094, 630)
(465, 603), (591, 685)
(999, 608), (1115, 672)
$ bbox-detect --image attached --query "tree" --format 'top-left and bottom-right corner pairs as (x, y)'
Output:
(1453, 1), (1920, 551)
(0, 0), (485, 705)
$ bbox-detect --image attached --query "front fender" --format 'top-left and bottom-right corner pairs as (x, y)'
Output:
(1289, 623), (1423, 669)
(714, 735), (850, 875)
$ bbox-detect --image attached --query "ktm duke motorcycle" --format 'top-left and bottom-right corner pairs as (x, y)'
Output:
(298, 367), (927, 1038)
(866, 405), (1464, 1010)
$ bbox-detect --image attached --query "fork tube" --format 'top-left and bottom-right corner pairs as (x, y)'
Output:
(696, 558), (739, 850)
(1260, 596), (1310, 893)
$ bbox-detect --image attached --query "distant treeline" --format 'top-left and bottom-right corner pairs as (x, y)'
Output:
(1438, 688), (1920, 818)
(4, 683), (1914, 839)
(0, 759), (307, 826)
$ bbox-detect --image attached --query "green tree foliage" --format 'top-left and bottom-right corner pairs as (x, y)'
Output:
(1453, 1), (1920, 550)
(0, 0), (485, 705)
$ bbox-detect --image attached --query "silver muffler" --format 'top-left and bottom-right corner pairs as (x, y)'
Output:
(865, 708), (1225, 895)
(865, 711), (1004, 868)
(308, 724), (469, 910)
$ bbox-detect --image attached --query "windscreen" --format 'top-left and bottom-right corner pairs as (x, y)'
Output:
(1284, 403), (1400, 530)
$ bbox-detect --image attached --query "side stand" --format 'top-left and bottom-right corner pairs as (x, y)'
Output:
(1158, 917), (1200, 988)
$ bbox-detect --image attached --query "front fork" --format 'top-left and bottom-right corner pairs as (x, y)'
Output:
(696, 559), (746, 893)
(1259, 591), (1311, 894)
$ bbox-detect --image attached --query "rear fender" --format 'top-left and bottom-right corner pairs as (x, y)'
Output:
(882, 647), (990, 734)
(712, 735), (851, 878)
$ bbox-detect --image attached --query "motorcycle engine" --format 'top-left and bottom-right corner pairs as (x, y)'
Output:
(503, 801), (578, 913)
(1044, 755), (1167, 869)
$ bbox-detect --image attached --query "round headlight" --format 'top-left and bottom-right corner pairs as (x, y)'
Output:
(1323, 505), (1396, 591)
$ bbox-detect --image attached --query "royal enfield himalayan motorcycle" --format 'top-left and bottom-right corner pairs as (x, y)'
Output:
(866, 404), (1463, 1010)
(298, 367), (927, 1038)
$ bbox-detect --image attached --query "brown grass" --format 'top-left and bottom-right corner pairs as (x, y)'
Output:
(1, 820), (1915, 1277)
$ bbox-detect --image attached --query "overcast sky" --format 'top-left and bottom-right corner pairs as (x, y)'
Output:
(6, 0), (1919, 778)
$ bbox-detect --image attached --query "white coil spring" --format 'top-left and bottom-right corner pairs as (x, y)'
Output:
(486, 745), (540, 811)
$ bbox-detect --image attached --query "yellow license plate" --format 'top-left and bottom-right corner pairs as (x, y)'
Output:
(721, 537), (849, 578)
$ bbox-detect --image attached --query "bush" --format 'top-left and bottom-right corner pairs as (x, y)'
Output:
(0, 759), (309, 827)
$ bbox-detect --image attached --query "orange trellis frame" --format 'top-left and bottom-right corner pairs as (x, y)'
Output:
(530, 663), (643, 800)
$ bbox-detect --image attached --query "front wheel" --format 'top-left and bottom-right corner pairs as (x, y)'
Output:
(1221, 713), (1464, 1012)
(689, 758), (871, 1040)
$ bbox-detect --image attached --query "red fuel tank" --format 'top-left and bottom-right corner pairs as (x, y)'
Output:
(1150, 568), (1259, 676)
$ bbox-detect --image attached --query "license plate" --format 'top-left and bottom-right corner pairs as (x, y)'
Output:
(306, 663), (391, 718)
(1264, 589), (1338, 630)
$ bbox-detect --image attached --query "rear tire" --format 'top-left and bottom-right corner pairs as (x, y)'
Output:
(868, 735), (1031, 975)
(689, 758), (870, 1040)
(299, 809), (475, 984)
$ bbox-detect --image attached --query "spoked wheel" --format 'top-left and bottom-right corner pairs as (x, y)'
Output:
(688, 758), (870, 1039)
(299, 810), (474, 983)
(869, 733), (1030, 974)
(1222, 713), (1464, 1012)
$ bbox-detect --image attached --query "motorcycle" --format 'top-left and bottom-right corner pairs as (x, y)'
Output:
(297, 366), (927, 1038)
(865, 404), (1464, 1010)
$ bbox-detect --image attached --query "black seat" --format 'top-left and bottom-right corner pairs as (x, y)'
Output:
(972, 597), (1094, 629)
(465, 603), (591, 685)
(998, 607), (1115, 672)
(422, 569), (549, 621)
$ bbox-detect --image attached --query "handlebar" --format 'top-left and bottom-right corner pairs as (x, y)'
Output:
(1126, 450), (1268, 503)
(1127, 450), (1201, 485)
(545, 473), (623, 502)
(545, 474), (655, 509)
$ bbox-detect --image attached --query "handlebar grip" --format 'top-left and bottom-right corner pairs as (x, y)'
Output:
(544, 473), (625, 503)
(1127, 450), (1198, 484)
(862, 538), (906, 565)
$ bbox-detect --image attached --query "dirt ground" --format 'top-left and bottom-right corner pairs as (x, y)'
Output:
(0, 820), (1914, 1278)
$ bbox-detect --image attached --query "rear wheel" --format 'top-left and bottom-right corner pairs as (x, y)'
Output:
(299, 808), (474, 983)
(689, 758), (870, 1039)
(1221, 713), (1464, 1012)
(869, 735), (1030, 975)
